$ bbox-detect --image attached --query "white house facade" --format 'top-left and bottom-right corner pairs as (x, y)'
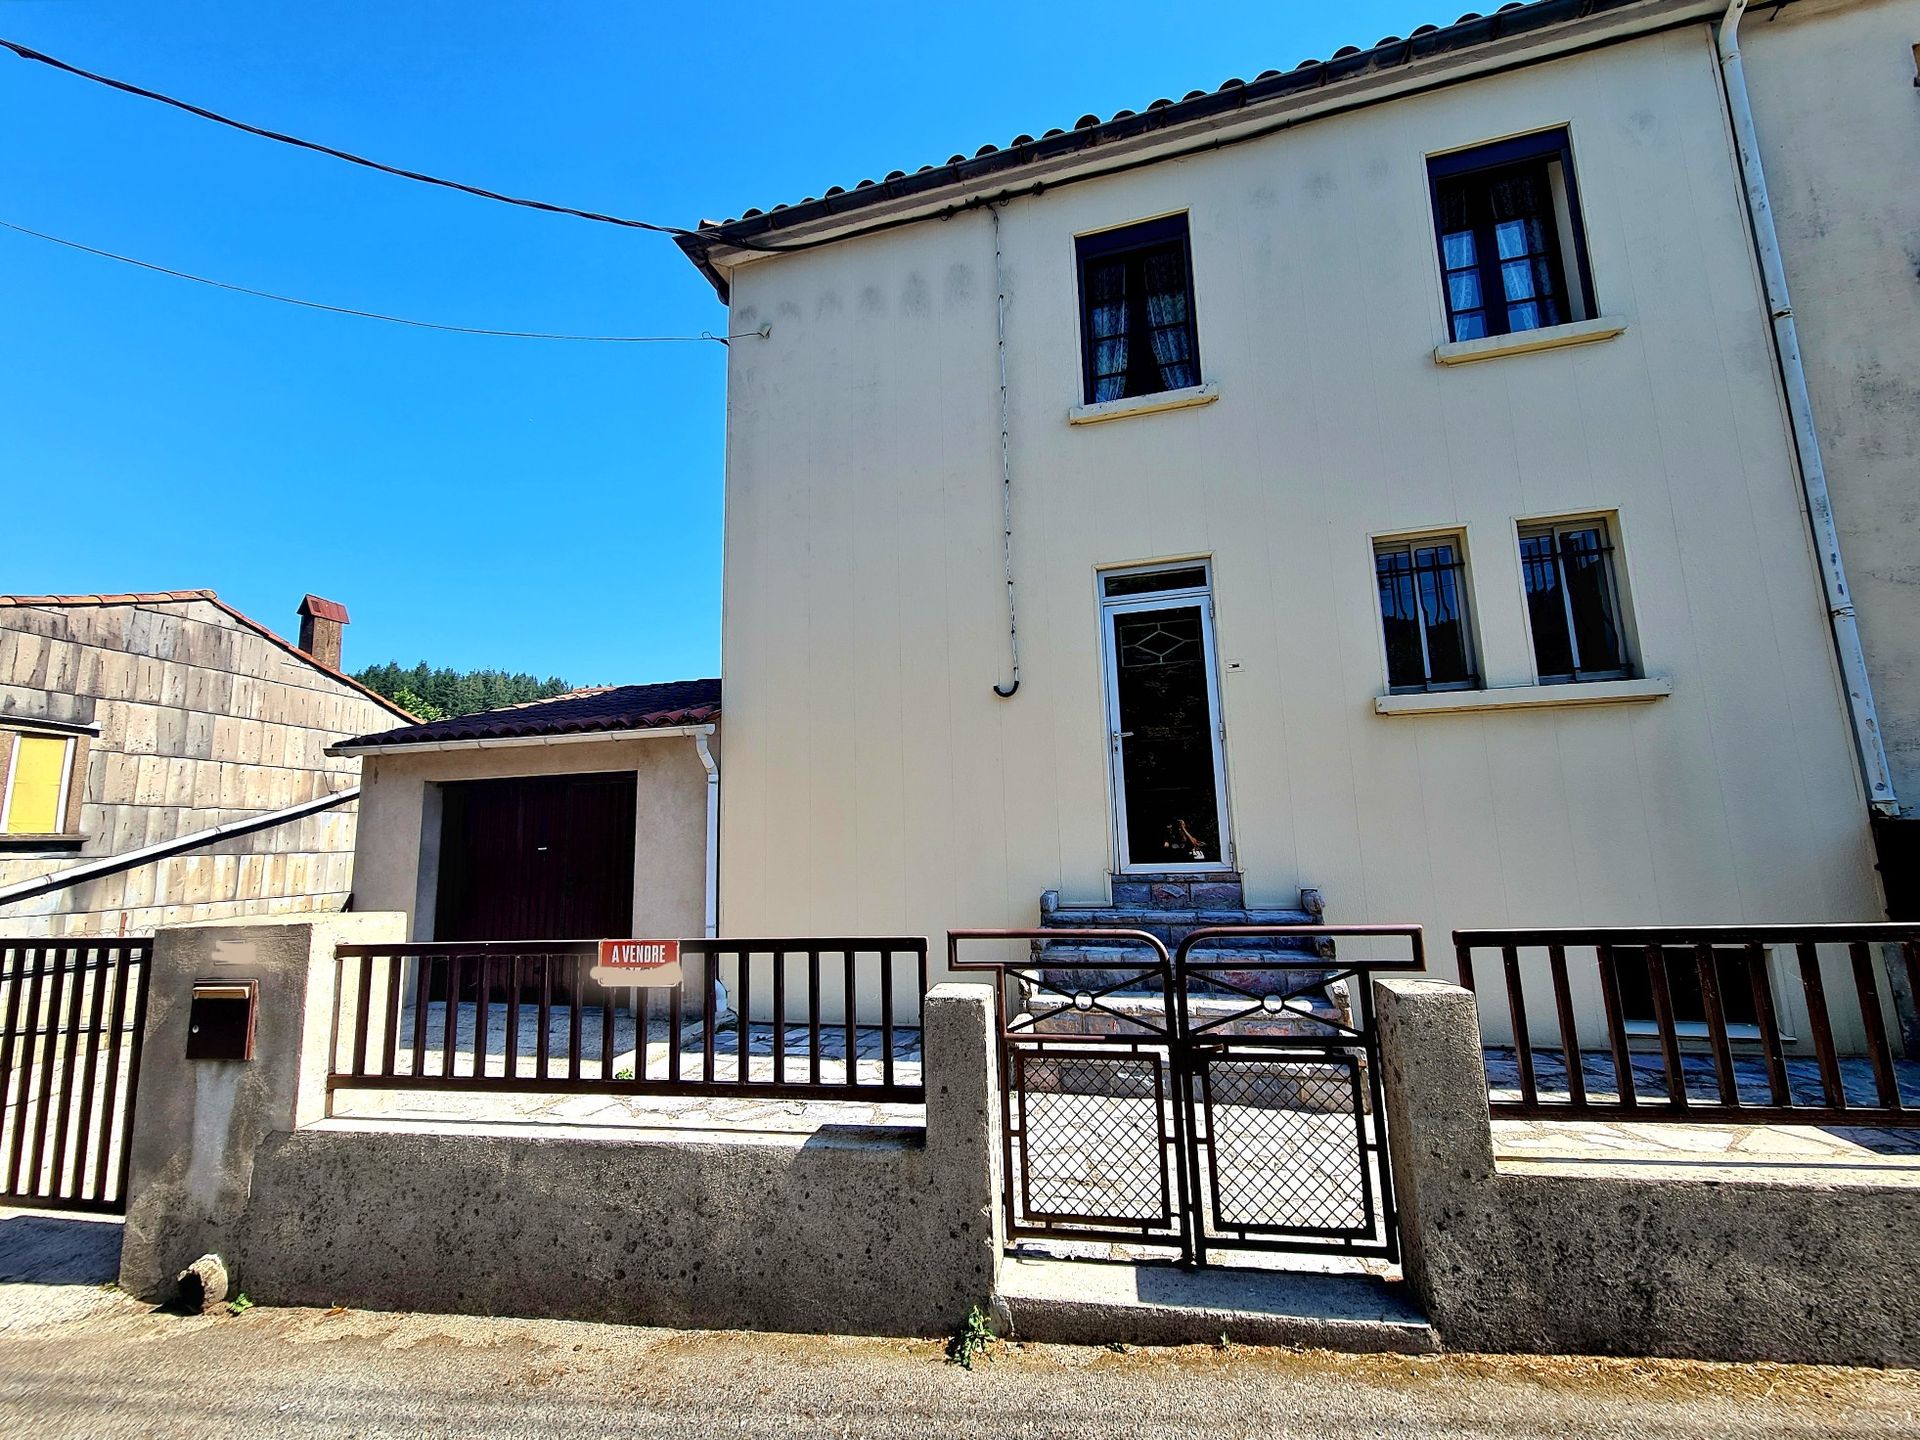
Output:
(680, 0), (1910, 1040)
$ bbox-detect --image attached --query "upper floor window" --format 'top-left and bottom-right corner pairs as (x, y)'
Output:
(0, 730), (80, 837)
(1429, 130), (1594, 343)
(1518, 517), (1631, 683)
(1076, 215), (1201, 405)
(1375, 533), (1477, 693)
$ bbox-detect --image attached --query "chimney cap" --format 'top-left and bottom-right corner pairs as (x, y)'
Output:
(298, 594), (350, 624)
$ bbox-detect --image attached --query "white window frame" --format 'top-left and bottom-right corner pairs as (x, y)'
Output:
(0, 730), (78, 837)
(1517, 514), (1633, 684)
(1371, 530), (1479, 695)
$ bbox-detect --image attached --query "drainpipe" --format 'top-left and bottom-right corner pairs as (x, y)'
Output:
(990, 202), (1021, 699)
(1716, 0), (1898, 816)
(693, 727), (719, 938)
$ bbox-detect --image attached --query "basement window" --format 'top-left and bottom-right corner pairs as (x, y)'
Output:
(1616, 946), (1770, 1040)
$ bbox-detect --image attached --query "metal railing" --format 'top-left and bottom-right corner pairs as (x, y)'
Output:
(1456, 924), (1920, 1125)
(326, 938), (929, 1104)
(1, 940), (151, 1212)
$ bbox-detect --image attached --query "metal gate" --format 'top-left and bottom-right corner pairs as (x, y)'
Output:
(1, 939), (151, 1212)
(949, 924), (1422, 1265)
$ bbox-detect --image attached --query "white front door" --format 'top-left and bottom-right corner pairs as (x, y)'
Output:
(1099, 562), (1232, 873)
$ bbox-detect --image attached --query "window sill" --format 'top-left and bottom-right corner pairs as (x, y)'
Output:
(0, 834), (85, 853)
(1069, 381), (1219, 426)
(1432, 316), (1628, 367)
(1374, 676), (1671, 717)
(1623, 1020), (1793, 1044)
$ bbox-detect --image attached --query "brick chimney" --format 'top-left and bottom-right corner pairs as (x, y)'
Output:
(297, 594), (349, 670)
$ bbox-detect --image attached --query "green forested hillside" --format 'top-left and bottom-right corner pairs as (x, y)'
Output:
(354, 662), (573, 723)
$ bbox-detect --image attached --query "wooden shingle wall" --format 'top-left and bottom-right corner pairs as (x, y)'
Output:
(0, 598), (401, 938)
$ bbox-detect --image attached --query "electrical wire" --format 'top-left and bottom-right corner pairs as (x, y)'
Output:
(0, 35), (906, 258)
(0, 218), (756, 343)
(0, 37), (695, 237)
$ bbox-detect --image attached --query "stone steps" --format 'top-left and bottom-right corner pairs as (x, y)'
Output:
(996, 1255), (1437, 1352)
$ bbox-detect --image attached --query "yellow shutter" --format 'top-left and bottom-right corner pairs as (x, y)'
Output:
(4, 735), (70, 834)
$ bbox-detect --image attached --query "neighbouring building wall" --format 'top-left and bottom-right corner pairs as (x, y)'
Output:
(0, 599), (402, 937)
(716, 24), (1883, 988)
(1744, 0), (1920, 809)
(348, 731), (715, 941)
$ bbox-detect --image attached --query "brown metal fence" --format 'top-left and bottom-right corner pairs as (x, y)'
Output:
(1, 939), (151, 1212)
(1456, 924), (1920, 1125)
(326, 937), (929, 1105)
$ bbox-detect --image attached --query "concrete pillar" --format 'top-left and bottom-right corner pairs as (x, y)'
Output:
(1372, 976), (1496, 1331)
(920, 980), (1005, 1303)
(118, 912), (406, 1299)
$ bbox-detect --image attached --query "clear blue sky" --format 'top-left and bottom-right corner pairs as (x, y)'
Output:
(2, 0), (1446, 684)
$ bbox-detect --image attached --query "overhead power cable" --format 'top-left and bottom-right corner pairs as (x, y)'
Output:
(0, 37), (701, 238)
(0, 219), (759, 342)
(0, 36), (942, 259)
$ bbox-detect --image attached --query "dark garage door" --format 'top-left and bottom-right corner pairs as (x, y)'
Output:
(433, 771), (637, 942)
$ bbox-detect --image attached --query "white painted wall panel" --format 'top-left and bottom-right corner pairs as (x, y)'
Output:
(715, 26), (1884, 1033)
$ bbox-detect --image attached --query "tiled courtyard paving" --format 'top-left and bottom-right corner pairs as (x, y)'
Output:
(1482, 1044), (1919, 1109)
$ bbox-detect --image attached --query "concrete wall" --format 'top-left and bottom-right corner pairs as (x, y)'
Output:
(1375, 975), (1920, 1367)
(713, 22), (1884, 1029)
(120, 914), (1001, 1338)
(1744, 0), (1920, 808)
(0, 598), (405, 938)
(119, 911), (408, 1298)
(348, 729), (716, 941)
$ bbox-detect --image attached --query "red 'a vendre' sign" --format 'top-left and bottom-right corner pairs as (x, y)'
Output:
(592, 939), (683, 987)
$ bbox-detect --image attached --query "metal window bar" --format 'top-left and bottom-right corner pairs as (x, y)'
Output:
(1457, 924), (1920, 1124)
(325, 938), (928, 1105)
(1375, 538), (1476, 692)
(1519, 521), (1630, 682)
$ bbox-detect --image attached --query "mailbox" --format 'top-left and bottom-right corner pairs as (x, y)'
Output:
(186, 980), (257, 1061)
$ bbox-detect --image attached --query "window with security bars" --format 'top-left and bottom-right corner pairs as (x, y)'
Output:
(1076, 215), (1201, 405)
(1374, 534), (1476, 693)
(1518, 517), (1631, 683)
(1429, 130), (1593, 343)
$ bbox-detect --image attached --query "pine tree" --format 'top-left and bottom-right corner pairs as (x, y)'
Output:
(354, 663), (572, 719)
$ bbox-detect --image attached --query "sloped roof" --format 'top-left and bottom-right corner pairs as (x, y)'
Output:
(677, 0), (1683, 296)
(0, 589), (414, 721)
(333, 678), (721, 751)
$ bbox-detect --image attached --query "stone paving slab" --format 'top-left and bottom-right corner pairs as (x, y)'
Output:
(1483, 1046), (1919, 1109)
(1492, 1116), (1920, 1185)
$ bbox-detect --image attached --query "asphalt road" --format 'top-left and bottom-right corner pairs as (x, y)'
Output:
(2, 1211), (1916, 1438)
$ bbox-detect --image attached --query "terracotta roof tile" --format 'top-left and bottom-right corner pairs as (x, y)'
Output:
(678, 0), (1625, 297)
(335, 678), (721, 751)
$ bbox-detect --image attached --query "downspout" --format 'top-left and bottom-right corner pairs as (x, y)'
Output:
(693, 727), (719, 937)
(1716, 0), (1898, 815)
(990, 202), (1022, 698)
